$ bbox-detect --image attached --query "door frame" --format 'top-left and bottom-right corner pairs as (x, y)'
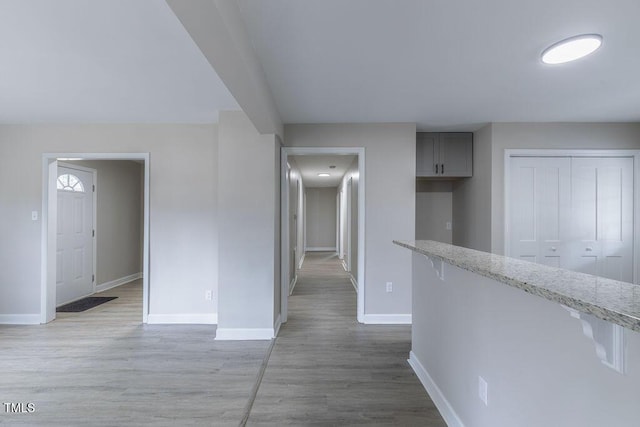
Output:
(280, 147), (366, 324)
(41, 153), (150, 323)
(57, 162), (98, 301)
(504, 149), (640, 285)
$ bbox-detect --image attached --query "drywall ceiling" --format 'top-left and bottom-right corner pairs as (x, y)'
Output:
(290, 155), (356, 188)
(238, 0), (640, 130)
(0, 0), (239, 123)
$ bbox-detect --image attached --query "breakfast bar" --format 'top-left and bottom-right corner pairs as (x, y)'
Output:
(394, 240), (640, 427)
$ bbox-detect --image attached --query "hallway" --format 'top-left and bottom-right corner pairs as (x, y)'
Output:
(247, 252), (445, 426)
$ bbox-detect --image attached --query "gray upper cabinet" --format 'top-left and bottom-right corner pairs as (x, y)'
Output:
(416, 132), (472, 177)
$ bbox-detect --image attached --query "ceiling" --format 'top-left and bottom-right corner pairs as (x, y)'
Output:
(2, 1), (638, 130)
(238, 0), (640, 130)
(290, 155), (356, 188)
(0, 0), (239, 123)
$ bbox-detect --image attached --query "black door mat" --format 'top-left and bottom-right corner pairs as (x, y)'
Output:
(57, 296), (118, 312)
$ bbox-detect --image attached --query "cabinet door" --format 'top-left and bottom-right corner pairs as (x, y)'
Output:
(416, 133), (439, 177)
(439, 133), (472, 177)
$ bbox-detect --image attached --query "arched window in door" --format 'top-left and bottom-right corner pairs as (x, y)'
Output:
(57, 173), (85, 193)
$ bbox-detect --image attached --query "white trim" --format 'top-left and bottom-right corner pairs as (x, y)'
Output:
(41, 153), (151, 324)
(281, 147), (366, 325)
(504, 149), (640, 285)
(408, 351), (464, 427)
(305, 247), (337, 252)
(349, 275), (358, 293)
(215, 328), (274, 340)
(289, 275), (298, 296)
(274, 314), (282, 337)
(147, 313), (217, 324)
(0, 314), (41, 325)
(298, 253), (306, 269)
(363, 314), (412, 324)
(341, 260), (348, 271)
(96, 272), (142, 293)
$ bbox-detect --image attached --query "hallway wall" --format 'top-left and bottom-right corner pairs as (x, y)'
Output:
(305, 187), (337, 251)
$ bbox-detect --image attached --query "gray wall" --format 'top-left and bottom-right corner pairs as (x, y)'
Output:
(285, 123), (416, 317)
(412, 252), (640, 426)
(69, 160), (143, 286)
(452, 123), (492, 251)
(490, 122), (640, 255)
(217, 111), (279, 334)
(305, 187), (337, 250)
(0, 124), (218, 320)
(453, 123), (640, 254)
(416, 180), (453, 244)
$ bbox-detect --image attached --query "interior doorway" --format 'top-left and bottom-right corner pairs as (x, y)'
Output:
(280, 147), (365, 324)
(41, 153), (150, 324)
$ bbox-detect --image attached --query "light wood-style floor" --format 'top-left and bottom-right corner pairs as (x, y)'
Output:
(1, 255), (444, 426)
(0, 280), (270, 426)
(247, 252), (446, 426)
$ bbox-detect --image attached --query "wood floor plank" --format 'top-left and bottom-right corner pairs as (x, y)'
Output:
(0, 280), (269, 426)
(247, 252), (445, 426)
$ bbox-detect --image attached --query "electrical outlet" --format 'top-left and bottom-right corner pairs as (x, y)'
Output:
(478, 376), (488, 406)
(386, 282), (393, 293)
(32, 211), (38, 221)
(446, 221), (452, 230)
(205, 290), (213, 301)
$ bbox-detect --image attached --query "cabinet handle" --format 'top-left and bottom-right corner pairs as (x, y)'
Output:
(435, 164), (438, 174)
(442, 163), (444, 175)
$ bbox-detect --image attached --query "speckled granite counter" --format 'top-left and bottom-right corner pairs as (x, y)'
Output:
(393, 240), (640, 333)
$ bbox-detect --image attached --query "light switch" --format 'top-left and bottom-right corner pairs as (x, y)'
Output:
(446, 221), (452, 230)
(31, 211), (38, 221)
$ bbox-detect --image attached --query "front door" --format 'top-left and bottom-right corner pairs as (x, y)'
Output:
(56, 166), (95, 306)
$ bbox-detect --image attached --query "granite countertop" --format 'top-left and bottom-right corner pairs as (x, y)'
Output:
(393, 240), (640, 333)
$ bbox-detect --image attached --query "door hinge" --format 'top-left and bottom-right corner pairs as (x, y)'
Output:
(93, 184), (95, 192)
(92, 229), (95, 237)
(92, 274), (95, 283)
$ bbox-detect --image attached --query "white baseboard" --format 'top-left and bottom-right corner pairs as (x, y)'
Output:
(363, 314), (412, 324)
(408, 351), (464, 427)
(341, 260), (348, 271)
(305, 247), (337, 252)
(0, 314), (41, 325)
(289, 275), (298, 295)
(147, 313), (217, 324)
(274, 314), (282, 337)
(96, 272), (142, 293)
(215, 327), (274, 340)
(298, 253), (306, 269)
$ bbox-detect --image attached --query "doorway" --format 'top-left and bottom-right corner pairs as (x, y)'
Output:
(41, 153), (150, 324)
(280, 147), (365, 324)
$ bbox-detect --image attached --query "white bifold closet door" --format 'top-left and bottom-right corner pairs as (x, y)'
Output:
(509, 156), (634, 282)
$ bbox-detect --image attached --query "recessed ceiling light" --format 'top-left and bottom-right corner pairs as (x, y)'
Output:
(541, 34), (602, 65)
(318, 173), (330, 177)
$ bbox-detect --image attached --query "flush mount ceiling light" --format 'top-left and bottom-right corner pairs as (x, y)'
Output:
(541, 34), (603, 65)
(318, 173), (330, 177)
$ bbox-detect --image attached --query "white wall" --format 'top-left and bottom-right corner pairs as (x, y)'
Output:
(416, 180), (453, 244)
(305, 187), (337, 250)
(70, 160), (142, 286)
(0, 124), (218, 322)
(217, 111), (279, 338)
(411, 252), (640, 426)
(284, 123), (416, 318)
